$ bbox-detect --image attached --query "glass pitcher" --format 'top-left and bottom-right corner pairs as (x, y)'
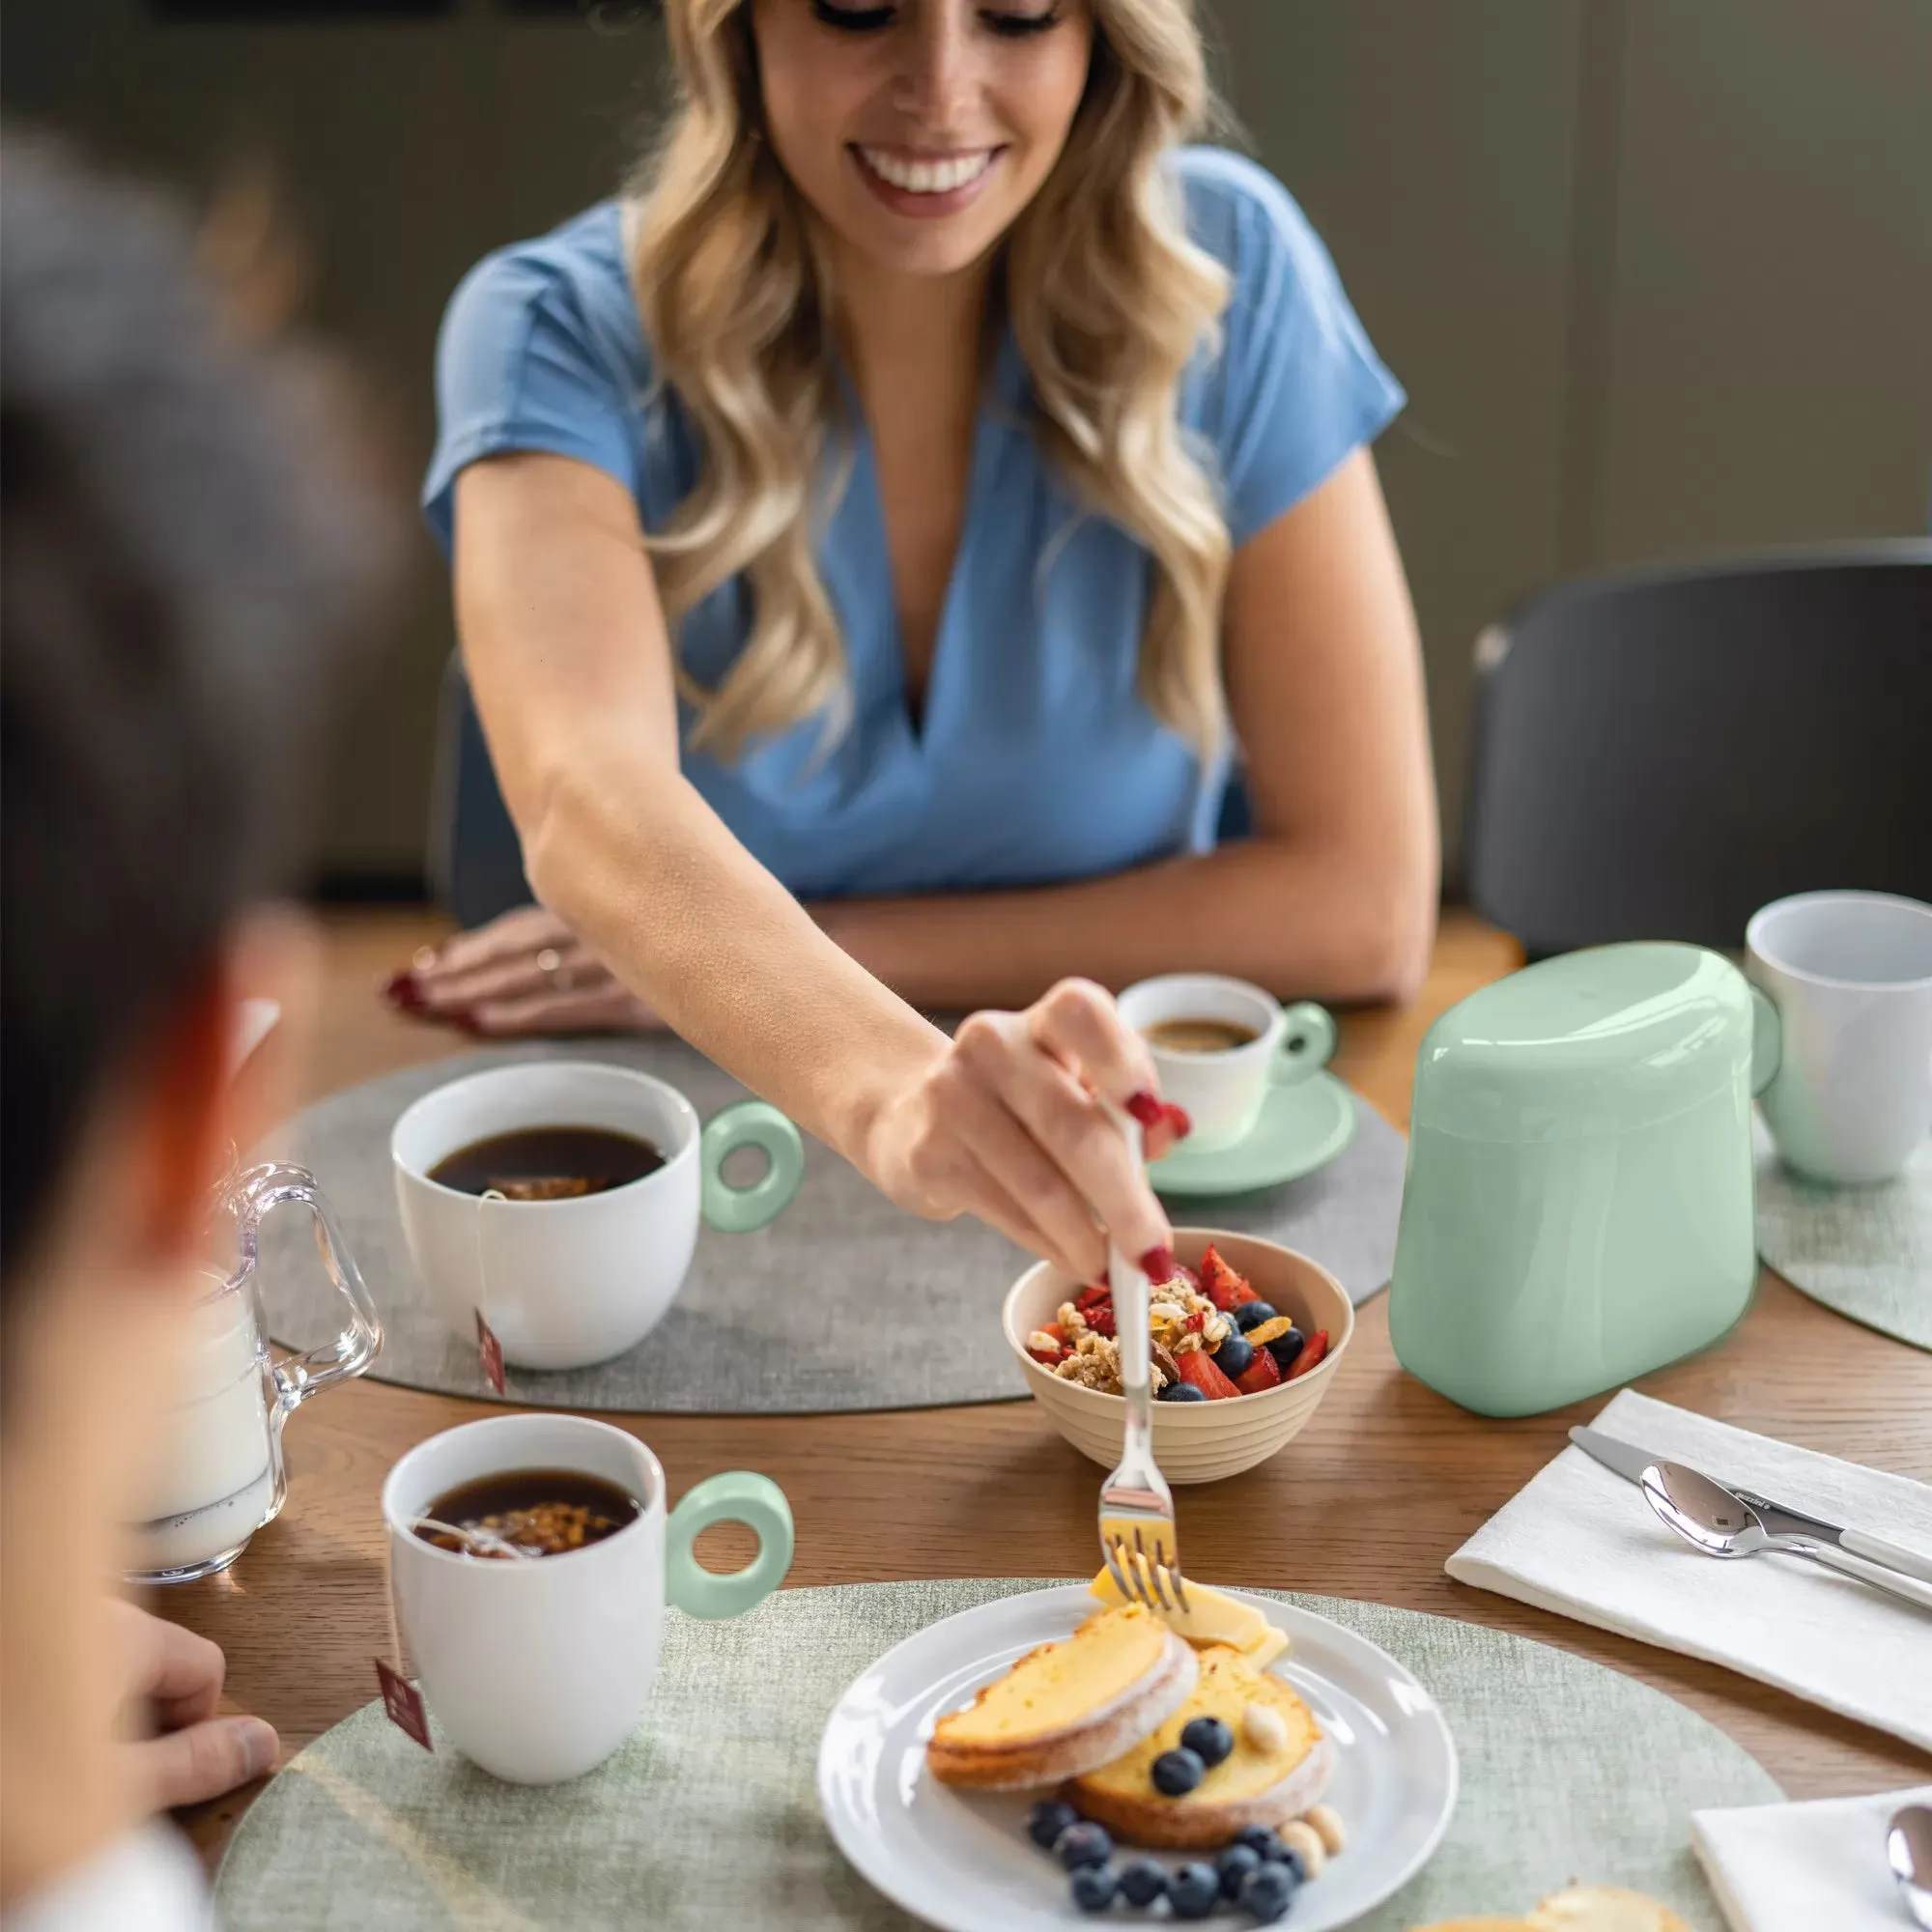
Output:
(127, 1159), (382, 1584)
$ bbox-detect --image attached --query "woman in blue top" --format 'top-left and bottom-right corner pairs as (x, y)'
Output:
(396, 0), (1437, 1282)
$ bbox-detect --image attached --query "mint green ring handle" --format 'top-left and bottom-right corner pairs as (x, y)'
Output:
(699, 1100), (804, 1234)
(1747, 985), (1782, 1094)
(664, 1471), (794, 1620)
(1269, 1001), (1338, 1088)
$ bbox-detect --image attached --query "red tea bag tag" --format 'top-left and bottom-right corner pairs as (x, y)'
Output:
(474, 1310), (505, 1394)
(375, 1658), (433, 1752)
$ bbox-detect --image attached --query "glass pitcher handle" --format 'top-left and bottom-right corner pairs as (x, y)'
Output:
(233, 1162), (384, 1413)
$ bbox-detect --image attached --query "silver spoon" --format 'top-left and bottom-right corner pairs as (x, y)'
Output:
(1639, 1463), (1932, 1612)
(1891, 1804), (1932, 1930)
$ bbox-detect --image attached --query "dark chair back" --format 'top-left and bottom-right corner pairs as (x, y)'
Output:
(428, 654), (532, 930)
(1463, 545), (1932, 956)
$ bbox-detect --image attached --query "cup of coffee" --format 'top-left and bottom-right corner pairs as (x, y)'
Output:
(1746, 890), (1932, 1184)
(382, 1412), (791, 1783)
(1116, 974), (1338, 1153)
(391, 1062), (805, 1370)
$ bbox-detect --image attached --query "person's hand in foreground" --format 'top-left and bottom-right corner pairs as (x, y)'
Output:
(111, 1603), (277, 1812)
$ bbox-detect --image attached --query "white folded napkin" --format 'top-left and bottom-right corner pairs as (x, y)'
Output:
(1445, 1389), (1932, 1749)
(1691, 1783), (1932, 1932)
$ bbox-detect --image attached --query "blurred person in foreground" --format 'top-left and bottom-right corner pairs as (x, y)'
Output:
(1, 138), (383, 1927)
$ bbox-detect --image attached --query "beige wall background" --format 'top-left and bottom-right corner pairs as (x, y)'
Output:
(7, 0), (1930, 889)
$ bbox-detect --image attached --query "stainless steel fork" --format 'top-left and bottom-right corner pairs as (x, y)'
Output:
(1097, 1114), (1187, 1615)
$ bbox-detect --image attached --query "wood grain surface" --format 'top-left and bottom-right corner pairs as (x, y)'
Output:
(165, 910), (1932, 1867)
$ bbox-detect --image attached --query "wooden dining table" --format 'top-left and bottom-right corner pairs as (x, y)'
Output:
(165, 906), (1932, 1873)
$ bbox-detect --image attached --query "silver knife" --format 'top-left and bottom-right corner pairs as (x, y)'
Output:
(1568, 1427), (1932, 1585)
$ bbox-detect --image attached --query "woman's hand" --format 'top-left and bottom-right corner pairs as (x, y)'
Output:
(111, 1603), (277, 1811)
(384, 904), (663, 1038)
(863, 979), (1190, 1283)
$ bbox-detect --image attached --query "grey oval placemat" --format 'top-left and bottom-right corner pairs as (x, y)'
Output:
(213, 1577), (1777, 1931)
(256, 1041), (1407, 1414)
(1755, 1121), (1932, 1351)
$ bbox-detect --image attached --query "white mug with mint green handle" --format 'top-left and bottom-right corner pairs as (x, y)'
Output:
(393, 1062), (805, 1371)
(384, 1413), (793, 1785)
(1118, 973), (1338, 1153)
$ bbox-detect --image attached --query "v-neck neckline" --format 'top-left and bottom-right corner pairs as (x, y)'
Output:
(843, 327), (1029, 754)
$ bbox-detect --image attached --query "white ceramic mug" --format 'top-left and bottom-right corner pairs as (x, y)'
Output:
(391, 1062), (804, 1371)
(1747, 891), (1932, 1184)
(1117, 973), (1338, 1153)
(383, 1412), (792, 1784)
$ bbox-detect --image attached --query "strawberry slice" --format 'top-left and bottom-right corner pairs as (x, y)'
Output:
(1285, 1329), (1330, 1381)
(1085, 1302), (1116, 1339)
(1175, 1348), (1242, 1400)
(1076, 1283), (1111, 1309)
(1198, 1244), (1260, 1311)
(1040, 1321), (1068, 1346)
(1235, 1347), (1283, 1395)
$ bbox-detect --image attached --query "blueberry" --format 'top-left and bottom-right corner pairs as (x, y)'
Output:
(1241, 1861), (1298, 1922)
(1234, 1824), (1283, 1861)
(1211, 1332), (1255, 1378)
(1234, 1300), (1280, 1333)
(1216, 1842), (1263, 1899)
(1118, 1857), (1169, 1908)
(1179, 1715), (1234, 1768)
(1265, 1324), (1307, 1372)
(1056, 1822), (1114, 1870)
(1169, 1862), (1221, 1920)
(1161, 1382), (1209, 1403)
(1069, 1863), (1120, 1914)
(1151, 1747), (1206, 1797)
(1273, 1846), (1308, 1884)
(1028, 1799), (1079, 1851)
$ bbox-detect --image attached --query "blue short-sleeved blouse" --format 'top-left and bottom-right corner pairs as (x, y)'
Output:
(423, 147), (1402, 900)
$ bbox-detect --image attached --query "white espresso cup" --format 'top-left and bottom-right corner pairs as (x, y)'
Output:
(1746, 890), (1932, 1185)
(391, 1062), (804, 1371)
(1116, 973), (1338, 1153)
(383, 1412), (792, 1784)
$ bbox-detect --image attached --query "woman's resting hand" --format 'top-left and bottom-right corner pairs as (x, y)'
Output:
(385, 904), (662, 1037)
(863, 978), (1187, 1283)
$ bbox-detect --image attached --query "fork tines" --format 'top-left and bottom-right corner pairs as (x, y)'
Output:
(1103, 1531), (1190, 1615)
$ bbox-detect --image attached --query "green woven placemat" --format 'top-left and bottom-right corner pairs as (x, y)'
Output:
(214, 1579), (1778, 1931)
(1756, 1124), (1932, 1351)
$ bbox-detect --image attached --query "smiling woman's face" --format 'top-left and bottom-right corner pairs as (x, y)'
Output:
(750, 0), (1095, 282)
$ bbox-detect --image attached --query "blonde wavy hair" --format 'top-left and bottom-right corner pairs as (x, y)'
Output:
(628, 0), (1233, 760)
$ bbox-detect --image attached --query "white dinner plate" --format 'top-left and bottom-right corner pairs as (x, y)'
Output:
(817, 1584), (1458, 1930)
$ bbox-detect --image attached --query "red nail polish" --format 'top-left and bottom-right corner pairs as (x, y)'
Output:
(1161, 1103), (1192, 1140)
(448, 1006), (483, 1035)
(1139, 1244), (1179, 1285)
(383, 972), (426, 1013)
(1124, 1091), (1164, 1130)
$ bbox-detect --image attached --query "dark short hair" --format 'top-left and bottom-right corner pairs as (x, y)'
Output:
(1, 137), (384, 1289)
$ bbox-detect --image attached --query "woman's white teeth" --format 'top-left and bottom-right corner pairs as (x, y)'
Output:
(859, 149), (993, 194)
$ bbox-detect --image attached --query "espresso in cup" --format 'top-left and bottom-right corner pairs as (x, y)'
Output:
(1142, 1018), (1261, 1055)
(1119, 974), (1338, 1153)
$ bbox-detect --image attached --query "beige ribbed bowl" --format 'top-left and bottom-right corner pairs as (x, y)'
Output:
(1002, 1229), (1353, 1485)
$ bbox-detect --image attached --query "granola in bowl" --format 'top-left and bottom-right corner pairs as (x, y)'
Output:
(1024, 1246), (1332, 1403)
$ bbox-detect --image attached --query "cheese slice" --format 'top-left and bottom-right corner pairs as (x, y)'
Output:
(932, 1605), (1169, 1747)
(1076, 1644), (1321, 1805)
(1089, 1565), (1289, 1670)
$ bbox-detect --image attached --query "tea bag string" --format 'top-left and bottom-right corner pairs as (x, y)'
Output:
(473, 1185), (506, 1329)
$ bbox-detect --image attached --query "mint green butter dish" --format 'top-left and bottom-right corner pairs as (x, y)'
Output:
(1389, 943), (1777, 1417)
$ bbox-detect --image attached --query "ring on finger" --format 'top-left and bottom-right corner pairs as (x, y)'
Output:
(535, 946), (568, 990)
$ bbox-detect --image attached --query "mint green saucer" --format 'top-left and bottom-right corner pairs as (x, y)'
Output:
(1149, 1070), (1357, 1198)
